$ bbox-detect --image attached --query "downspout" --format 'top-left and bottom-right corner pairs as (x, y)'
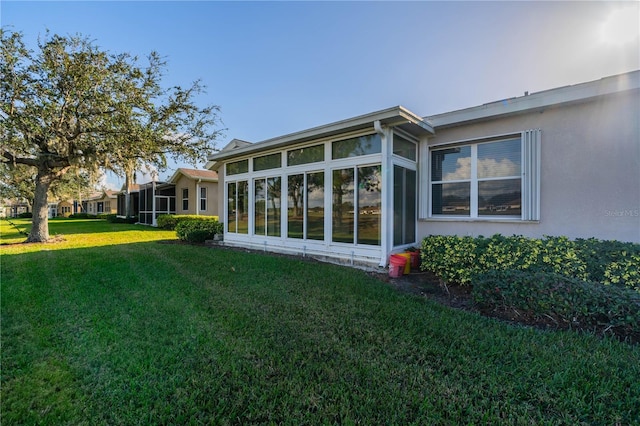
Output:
(374, 120), (389, 268)
(196, 179), (201, 216)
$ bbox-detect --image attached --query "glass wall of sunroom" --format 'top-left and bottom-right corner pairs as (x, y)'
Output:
(223, 128), (419, 265)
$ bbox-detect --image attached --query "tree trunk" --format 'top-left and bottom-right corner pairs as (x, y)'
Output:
(26, 170), (54, 242)
(124, 167), (135, 217)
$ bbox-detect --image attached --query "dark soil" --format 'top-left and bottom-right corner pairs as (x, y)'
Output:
(374, 269), (639, 345)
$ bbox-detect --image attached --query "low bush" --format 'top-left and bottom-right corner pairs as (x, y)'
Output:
(17, 212), (32, 218)
(157, 214), (220, 230)
(421, 234), (639, 289)
(472, 269), (640, 338)
(68, 213), (99, 219)
(175, 219), (223, 243)
(105, 214), (138, 224)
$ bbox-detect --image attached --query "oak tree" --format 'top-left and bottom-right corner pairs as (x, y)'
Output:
(0, 29), (222, 241)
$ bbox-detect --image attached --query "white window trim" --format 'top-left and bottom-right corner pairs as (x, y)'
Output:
(425, 129), (540, 222)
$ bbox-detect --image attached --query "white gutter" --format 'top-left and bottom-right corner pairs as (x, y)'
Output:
(374, 120), (390, 268)
(196, 178), (201, 215)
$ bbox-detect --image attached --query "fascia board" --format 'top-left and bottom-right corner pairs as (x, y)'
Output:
(208, 106), (432, 162)
(427, 70), (640, 128)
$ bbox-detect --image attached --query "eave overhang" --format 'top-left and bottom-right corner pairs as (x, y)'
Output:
(208, 106), (434, 162)
(426, 70), (640, 129)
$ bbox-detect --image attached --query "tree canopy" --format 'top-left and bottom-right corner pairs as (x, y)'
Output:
(0, 29), (223, 241)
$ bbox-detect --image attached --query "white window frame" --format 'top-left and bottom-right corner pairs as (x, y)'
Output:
(200, 187), (207, 212)
(427, 129), (540, 221)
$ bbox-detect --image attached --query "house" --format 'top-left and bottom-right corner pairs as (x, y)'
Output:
(168, 168), (220, 217)
(137, 181), (176, 226)
(85, 190), (118, 215)
(116, 184), (140, 218)
(207, 71), (640, 267)
(56, 200), (74, 217)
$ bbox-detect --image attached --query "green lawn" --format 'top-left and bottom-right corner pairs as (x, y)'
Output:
(1, 218), (639, 425)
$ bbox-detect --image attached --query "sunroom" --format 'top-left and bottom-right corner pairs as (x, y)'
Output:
(208, 106), (434, 267)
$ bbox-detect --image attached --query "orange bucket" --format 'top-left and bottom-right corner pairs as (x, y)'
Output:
(389, 254), (407, 278)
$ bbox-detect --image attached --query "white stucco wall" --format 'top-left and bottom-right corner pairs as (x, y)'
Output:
(418, 91), (640, 243)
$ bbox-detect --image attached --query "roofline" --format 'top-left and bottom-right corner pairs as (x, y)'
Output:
(208, 106), (433, 162)
(426, 70), (640, 128)
(167, 168), (219, 184)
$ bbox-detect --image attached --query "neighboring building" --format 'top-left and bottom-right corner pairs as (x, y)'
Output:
(138, 181), (176, 226)
(56, 200), (74, 217)
(208, 71), (640, 267)
(2, 199), (30, 218)
(85, 190), (118, 215)
(168, 168), (220, 217)
(116, 184), (140, 218)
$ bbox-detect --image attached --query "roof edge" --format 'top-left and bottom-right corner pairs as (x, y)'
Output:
(426, 70), (640, 128)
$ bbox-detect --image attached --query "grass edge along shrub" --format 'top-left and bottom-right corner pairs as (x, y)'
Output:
(472, 269), (640, 337)
(421, 234), (640, 290)
(175, 219), (223, 243)
(156, 214), (220, 230)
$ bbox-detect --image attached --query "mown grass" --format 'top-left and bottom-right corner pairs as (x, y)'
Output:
(1, 219), (639, 424)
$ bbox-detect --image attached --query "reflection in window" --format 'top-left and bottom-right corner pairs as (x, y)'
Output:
(332, 165), (382, 245)
(431, 138), (522, 217)
(431, 146), (471, 181)
(287, 174), (304, 239)
(393, 134), (417, 161)
(287, 172), (325, 240)
(228, 181), (249, 233)
(227, 159), (249, 175)
(288, 144), (324, 166)
(431, 182), (471, 216)
(357, 166), (381, 245)
(332, 168), (355, 243)
(332, 134), (381, 159)
(227, 182), (236, 232)
(307, 172), (324, 240)
(254, 153), (281, 171)
(255, 177), (281, 237)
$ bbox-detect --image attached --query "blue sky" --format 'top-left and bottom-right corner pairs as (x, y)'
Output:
(2, 1), (639, 188)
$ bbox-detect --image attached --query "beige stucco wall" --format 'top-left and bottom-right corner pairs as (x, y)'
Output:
(419, 91), (640, 243)
(87, 195), (117, 214)
(174, 174), (219, 217)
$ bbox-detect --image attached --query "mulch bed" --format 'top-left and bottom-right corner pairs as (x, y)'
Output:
(376, 269), (639, 345)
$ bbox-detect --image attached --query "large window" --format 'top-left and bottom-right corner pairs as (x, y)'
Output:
(332, 165), (381, 245)
(254, 177), (281, 237)
(431, 137), (522, 218)
(287, 172), (324, 240)
(227, 181), (248, 234)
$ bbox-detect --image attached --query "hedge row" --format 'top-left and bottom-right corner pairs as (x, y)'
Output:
(420, 234), (640, 291)
(176, 220), (223, 243)
(156, 214), (220, 230)
(472, 269), (640, 336)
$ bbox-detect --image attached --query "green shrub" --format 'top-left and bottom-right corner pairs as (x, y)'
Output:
(420, 234), (640, 286)
(68, 213), (99, 219)
(157, 214), (220, 230)
(175, 219), (223, 243)
(472, 269), (640, 336)
(17, 212), (32, 218)
(105, 214), (138, 224)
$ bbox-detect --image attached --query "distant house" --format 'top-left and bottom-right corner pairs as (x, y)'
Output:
(56, 200), (74, 217)
(85, 190), (117, 215)
(116, 184), (140, 218)
(207, 71), (640, 267)
(168, 168), (220, 217)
